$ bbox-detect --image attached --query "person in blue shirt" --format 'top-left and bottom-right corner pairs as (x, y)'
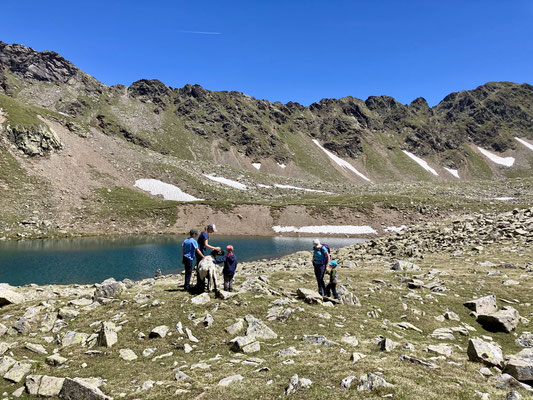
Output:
(214, 245), (238, 292)
(312, 239), (331, 296)
(182, 229), (203, 292)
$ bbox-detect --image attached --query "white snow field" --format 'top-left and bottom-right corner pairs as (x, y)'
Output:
(477, 146), (515, 167)
(312, 139), (372, 182)
(493, 197), (515, 201)
(443, 167), (460, 179)
(257, 184), (273, 189)
(277, 163), (287, 169)
(134, 179), (201, 202)
(384, 225), (407, 233)
(402, 150), (438, 176)
(515, 137), (533, 152)
(274, 184), (332, 194)
(273, 225), (378, 235)
(252, 163), (261, 170)
(203, 174), (248, 190)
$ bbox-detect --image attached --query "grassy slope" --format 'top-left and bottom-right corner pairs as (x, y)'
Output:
(0, 241), (530, 399)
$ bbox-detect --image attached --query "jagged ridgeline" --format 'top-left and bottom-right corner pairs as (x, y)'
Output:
(1, 40), (533, 182)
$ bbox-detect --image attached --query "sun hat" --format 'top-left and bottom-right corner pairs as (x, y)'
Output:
(329, 260), (338, 267)
(190, 228), (199, 236)
(226, 245), (234, 253)
(313, 239), (321, 248)
(208, 224), (217, 232)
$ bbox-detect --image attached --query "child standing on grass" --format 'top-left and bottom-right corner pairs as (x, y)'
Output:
(215, 245), (238, 292)
(325, 260), (339, 299)
(182, 229), (203, 292)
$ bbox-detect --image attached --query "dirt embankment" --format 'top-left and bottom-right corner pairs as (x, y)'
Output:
(173, 204), (414, 237)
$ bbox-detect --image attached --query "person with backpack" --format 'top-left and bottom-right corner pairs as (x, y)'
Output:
(325, 260), (339, 299)
(182, 229), (203, 292)
(312, 239), (331, 296)
(214, 244), (238, 292)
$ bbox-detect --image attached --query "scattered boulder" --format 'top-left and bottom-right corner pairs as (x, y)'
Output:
(191, 293), (210, 305)
(59, 377), (111, 399)
(488, 373), (533, 393)
(225, 320), (244, 336)
(517, 332), (533, 348)
(149, 325), (169, 339)
(357, 373), (394, 391)
(285, 374), (312, 395)
(464, 295), (497, 315)
(245, 315), (277, 340)
(61, 331), (88, 347)
(340, 375), (356, 389)
(302, 334), (337, 347)
(46, 354), (67, 366)
(477, 307), (520, 333)
(26, 375), (65, 397)
(97, 322), (118, 348)
(467, 338), (504, 367)
(4, 362), (31, 383)
(336, 284), (361, 306)
(504, 358), (533, 382)
(25, 343), (47, 355)
(13, 318), (31, 335)
(379, 338), (398, 352)
(0, 288), (25, 306)
(119, 349), (138, 361)
(94, 278), (125, 300)
(296, 288), (322, 304)
(340, 335), (359, 347)
(218, 374), (244, 387)
(427, 344), (453, 357)
(391, 260), (421, 271)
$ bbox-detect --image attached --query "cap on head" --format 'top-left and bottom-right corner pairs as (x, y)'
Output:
(208, 224), (217, 232)
(313, 239), (321, 248)
(190, 228), (199, 236)
(226, 245), (234, 253)
(329, 260), (338, 267)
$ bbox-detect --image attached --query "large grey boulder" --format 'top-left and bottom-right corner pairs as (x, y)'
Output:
(488, 373), (533, 393)
(296, 288), (322, 304)
(218, 374), (244, 387)
(149, 325), (169, 339)
(467, 338), (504, 367)
(191, 293), (210, 305)
(26, 375), (65, 397)
(390, 260), (421, 271)
(245, 315), (277, 340)
(337, 284), (361, 306)
(97, 322), (118, 347)
(93, 278), (125, 300)
(0, 288), (25, 306)
(464, 295), (497, 315)
(357, 373), (394, 391)
(0, 356), (16, 375)
(504, 359), (533, 382)
(59, 377), (111, 399)
(477, 306), (520, 333)
(4, 361), (31, 383)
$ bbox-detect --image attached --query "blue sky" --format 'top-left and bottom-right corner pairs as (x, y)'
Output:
(2, 0), (532, 106)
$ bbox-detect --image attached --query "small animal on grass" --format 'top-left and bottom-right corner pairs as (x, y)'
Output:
(197, 249), (225, 292)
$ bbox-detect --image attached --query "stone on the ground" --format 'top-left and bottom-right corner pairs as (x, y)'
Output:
(245, 315), (277, 339)
(464, 295), (497, 315)
(506, 391), (521, 400)
(4, 362), (31, 383)
(203, 314), (214, 327)
(296, 288), (322, 304)
(340, 336), (359, 347)
(225, 320), (244, 336)
(46, 354), (68, 366)
(517, 332), (533, 348)
(427, 344), (453, 357)
(142, 348), (156, 357)
(186, 328), (199, 342)
(174, 370), (190, 381)
(399, 355), (438, 369)
(357, 373), (394, 391)
(0, 288), (25, 306)
(13, 318), (31, 334)
(340, 375), (356, 389)
(58, 307), (80, 320)
(351, 352), (366, 363)
(149, 325), (169, 339)
(25, 342), (47, 355)
(336, 284), (361, 306)
(444, 311), (461, 321)
(230, 336), (256, 352)
(503, 358), (533, 382)
(12, 386), (25, 397)
(218, 290), (236, 300)
(391, 260), (421, 271)
(302, 334), (337, 347)
(61, 331), (88, 347)
(430, 328), (456, 341)
(467, 338), (504, 367)
(191, 292), (210, 305)
(0, 356), (16, 375)
(218, 374), (244, 386)
(94, 278), (125, 300)
(119, 348), (138, 361)
(477, 306), (520, 333)
(97, 321), (118, 347)
(379, 338), (398, 352)
(242, 341), (261, 353)
(59, 377), (111, 399)
(26, 374), (65, 397)
(488, 373), (533, 392)
(285, 374), (300, 395)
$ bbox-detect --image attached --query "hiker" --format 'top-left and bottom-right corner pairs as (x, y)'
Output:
(215, 245), (238, 292)
(325, 260), (339, 299)
(182, 229), (203, 292)
(197, 224), (221, 263)
(312, 239), (331, 296)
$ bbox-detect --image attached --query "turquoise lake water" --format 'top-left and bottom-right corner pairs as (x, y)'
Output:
(0, 235), (366, 286)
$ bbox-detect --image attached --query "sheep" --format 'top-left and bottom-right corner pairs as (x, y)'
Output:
(196, 249), (224, 293)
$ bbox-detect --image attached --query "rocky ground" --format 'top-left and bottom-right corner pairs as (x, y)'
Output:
(0, 208), (532, 399)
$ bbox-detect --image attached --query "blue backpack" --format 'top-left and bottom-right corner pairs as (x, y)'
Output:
(321, 244), (331, 265)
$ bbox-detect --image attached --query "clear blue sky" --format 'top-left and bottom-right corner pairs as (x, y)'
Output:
(2, 0), (532, 106)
